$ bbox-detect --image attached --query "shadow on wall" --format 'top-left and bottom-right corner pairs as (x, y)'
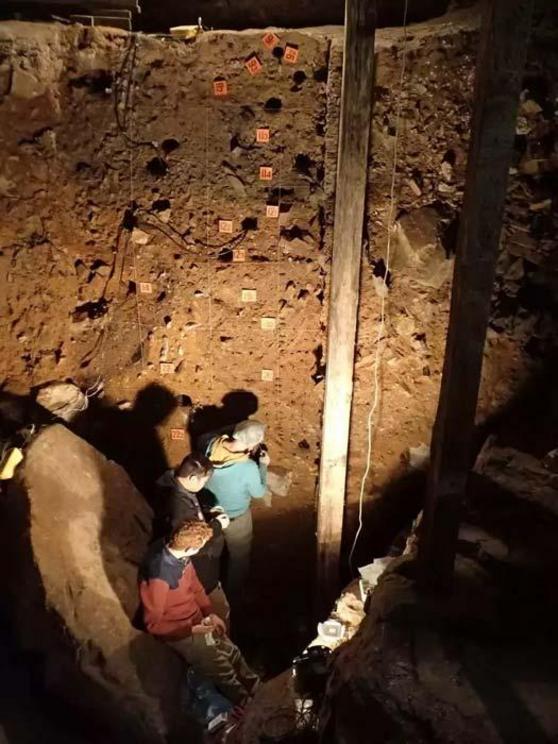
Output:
(187, 389), (259, 452)
(73, 382), (177, 504)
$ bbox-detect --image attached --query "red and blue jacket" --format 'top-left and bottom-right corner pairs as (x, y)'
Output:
(139, 539), (211, 640)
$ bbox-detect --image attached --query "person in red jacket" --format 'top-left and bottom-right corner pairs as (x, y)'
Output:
(139, 520), (259, 705)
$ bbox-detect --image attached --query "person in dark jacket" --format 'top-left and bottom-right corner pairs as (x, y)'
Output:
(139, 520), (259, 705)
(155, 453), (231, 627)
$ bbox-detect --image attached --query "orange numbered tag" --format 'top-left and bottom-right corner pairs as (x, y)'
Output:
(261, 369), (274, 382)
(266, 204), (279, 218)
(284, 44), (299, 64)
(170, 428), (186, 441)
(245, 55), (263, 76)
(160, 362), (175, 375)
(261, 317), (277, 331)
(256, 128), (270, 143)
(138, 282), (153, 294)
(218, 219), (233, 234)
(262, 32), (279, 49)
(213, 79), (228, 97)
(259, 166), (273, 181)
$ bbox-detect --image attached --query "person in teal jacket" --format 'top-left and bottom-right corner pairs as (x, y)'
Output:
(205, 420), (269, 596)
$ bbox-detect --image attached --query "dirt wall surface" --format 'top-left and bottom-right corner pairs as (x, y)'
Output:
(0, 4), (557, 623)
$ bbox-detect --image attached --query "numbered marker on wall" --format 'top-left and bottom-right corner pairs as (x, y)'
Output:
(170, 428), (186, 441)
(138, 282), (153, 294)
(261, 317), (277, 331)
(261, 369), (274, 382)
(284, 44), (299, 64)
(213, 79), (228, 97)
(218, 219), (233, 234)
(233, 248), (246, 262)
(266, 204), (279, 219)
(262, 32), (280, 49)
(160, 362), (175, 375)
(241, 289), (257, 303)
(259, 166), (273, 181)
(256, 128), (270, 144)
(245, 54), (263, 76)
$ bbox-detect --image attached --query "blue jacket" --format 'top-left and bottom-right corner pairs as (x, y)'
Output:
(205, 440), (268, 518)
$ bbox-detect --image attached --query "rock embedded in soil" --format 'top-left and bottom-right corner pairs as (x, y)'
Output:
(0, 424), (197, 744)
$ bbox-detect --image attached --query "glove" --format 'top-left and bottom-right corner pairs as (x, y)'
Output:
(210, 507), (230, 530)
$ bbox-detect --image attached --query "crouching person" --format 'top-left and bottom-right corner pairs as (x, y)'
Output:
(139, 520), (259, 705)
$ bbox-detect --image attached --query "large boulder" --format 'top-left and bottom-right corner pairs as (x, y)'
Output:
(1, 424), (199, 744)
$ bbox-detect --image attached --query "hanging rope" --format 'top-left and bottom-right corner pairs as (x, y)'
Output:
(348, 0), (410, 573)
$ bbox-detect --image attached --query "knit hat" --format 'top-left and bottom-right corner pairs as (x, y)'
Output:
(232, 419), (266, 449)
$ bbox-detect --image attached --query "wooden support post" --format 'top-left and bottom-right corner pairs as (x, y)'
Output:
(317, 0), (376, 612)
(418, 0), (534, 590)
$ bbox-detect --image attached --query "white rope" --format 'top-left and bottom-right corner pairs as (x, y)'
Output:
(349, 0), (410, 573)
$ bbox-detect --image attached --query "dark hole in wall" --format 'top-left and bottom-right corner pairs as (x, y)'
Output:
(75, 161), (91, 172)
(122, 207), (137, 231)
(293, 70), (307, 85)
(264, 97), (282, 112)
(146, 157), (168, 177)
(218, 247), (233, 262)
(152, 198), (171, 212)
(72, 299), (109, 322)
(298, 439), (310, 449)
(443, 149), (456, 166)
(69, 70), (113, 94)
(230, 134), (241, 151)
(441, 215), (459, 257)
(157, 291), (166, 303)
(272, 46), (284, 60)
(294, 153), (314, 175)
(313, 66), (328, 83)
(372, 258), (392, 287)
(281, 225), (312, 241)
(316, 122), (325, 137)
(241, 217), (258, 231)
(161, 138), (180, 154)
(312, 344), (326, 384)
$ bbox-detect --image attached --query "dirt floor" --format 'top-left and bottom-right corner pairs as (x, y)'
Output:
(0, 1), (557, 692)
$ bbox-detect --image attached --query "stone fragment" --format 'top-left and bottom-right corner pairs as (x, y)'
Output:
(132, 227), (150, 245)
(393, 208), (453, 289)
(266, 465), (293, 498)
(475, 438), (558, 517)
(2, 425), (190, 742)
(10, 66), (46, 99)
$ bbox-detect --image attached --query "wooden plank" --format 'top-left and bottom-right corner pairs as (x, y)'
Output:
(317, 0), (377, 612)
(418, 0), (534, 590)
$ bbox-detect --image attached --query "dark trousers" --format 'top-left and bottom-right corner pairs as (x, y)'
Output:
(167, 632), (259, 705)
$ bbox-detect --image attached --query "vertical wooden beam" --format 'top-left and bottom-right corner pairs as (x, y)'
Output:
(418, 0), (534, 590)
(317, 0), (376, 611)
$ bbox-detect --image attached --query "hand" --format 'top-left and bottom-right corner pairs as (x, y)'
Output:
(259, 451), (271, 466)
(192, 623), (215, 635)
(214, 512), (230, 530)
(207, 613), (226, 637)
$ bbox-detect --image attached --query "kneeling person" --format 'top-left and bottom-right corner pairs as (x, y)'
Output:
(139, 520), (259, 705)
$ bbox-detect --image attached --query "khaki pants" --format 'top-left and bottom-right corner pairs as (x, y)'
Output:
(167, 632), (259, 705)
(224, 510), (253, 596)
(209, 584), (231, 631)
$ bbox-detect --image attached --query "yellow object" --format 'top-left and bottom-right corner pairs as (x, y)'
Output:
(170, 26), (200, 39)
(0, 447), (24, 480)
(208, 437), (249, 468)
